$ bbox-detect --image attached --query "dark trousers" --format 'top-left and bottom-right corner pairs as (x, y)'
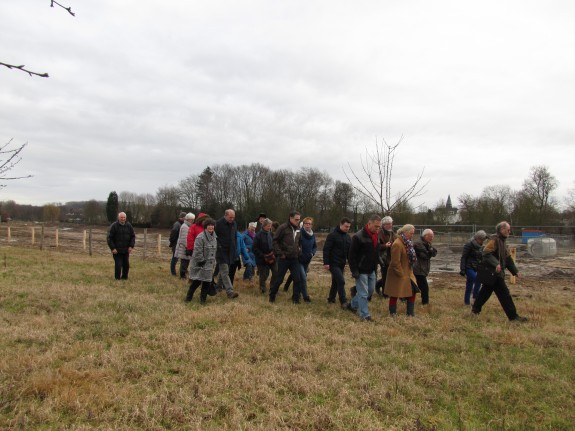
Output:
(113, 253), (130, 280)
(415, 274), (429, 304)
(229, 260), (241, 286)
(179, 259), (190, 279)
(257, 262), (277, 293)
(186, 279), (210, 303)
(472, 276), (518, 320)
(328, 265), (347, 305)
(270, 258), (302, 301)
(170, 246), (178, 275)
(376, 264), (389, 296)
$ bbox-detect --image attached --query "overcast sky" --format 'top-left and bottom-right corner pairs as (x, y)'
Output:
(1, 0), (574, 211)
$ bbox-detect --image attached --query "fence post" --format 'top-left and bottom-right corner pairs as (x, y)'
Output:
(55, 228), (59, 249)
(89, 228), (93, 256)
(7, 226), (10, 242)
(509, 247), (517, 284)
(157, 234), (162, 257)
(31, 227), (35, 245)
(143, 229), (148, 260)
(40, 225), (45, 251)
(83, 230), (87, 250)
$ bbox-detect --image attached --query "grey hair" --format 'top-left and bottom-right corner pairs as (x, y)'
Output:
(382, 216), (393, 224)
(262, 218), (273, 227)
(185, 212), (196, 221)
(422, 228), (434, 237)
(496, 221), (510, 233)
(397, 224), (415, 235)
(473, 230), (487, 240)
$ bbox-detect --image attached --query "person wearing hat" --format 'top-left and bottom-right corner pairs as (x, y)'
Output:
(169, 211), (187, 276)
(255, 213), (267, 232)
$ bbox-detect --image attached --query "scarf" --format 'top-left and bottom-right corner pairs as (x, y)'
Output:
(401, 233), (417, 265)
(365, 224), (378, 247)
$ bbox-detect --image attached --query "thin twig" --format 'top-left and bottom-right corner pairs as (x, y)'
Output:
(0, 62), (49, 78)
(50, 0), (75, 17)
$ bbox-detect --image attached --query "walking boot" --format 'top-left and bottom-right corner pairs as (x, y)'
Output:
(200, 293), (207, 305)
(407, 301), (415, 317)
(389, 304), (397, 316)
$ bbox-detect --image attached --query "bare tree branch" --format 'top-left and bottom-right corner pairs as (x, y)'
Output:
(0, 2), (75, 77)
(1, 139), (33, 188)
(343, 136), (429, 216)
(0, 62), (49, 78)
(50, 0), (75, 17)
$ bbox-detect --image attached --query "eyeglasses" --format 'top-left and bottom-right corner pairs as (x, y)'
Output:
(303, 222), (312, 225)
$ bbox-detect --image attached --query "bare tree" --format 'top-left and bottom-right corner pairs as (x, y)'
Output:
(1, 1), (75, 78)
(565, 182), (575, 212)
(1, 139), (32, 188)
(344, 137), (428, 215)
(521, 165), (558, 225)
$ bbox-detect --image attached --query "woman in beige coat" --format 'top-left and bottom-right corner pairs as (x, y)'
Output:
(384, 224), (418, 316)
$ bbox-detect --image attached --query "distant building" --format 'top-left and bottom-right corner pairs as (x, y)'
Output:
(434, 194), (460, 224)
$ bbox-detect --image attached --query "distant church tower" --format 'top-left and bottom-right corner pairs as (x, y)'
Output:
(446, 194), (453, 210)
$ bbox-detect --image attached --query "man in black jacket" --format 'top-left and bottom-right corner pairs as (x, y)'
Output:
(323, 217), (352, 307)
(472, 221), (527, 322)
(269, 211), (302, 303)
(107, 212), (136, 280)
(348, 214), (381, 321)
(169, 212), (186, 276)
(215, 209), (239, 298)
(413, 229), (438, 305)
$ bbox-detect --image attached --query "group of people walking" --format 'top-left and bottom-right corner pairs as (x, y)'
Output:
(109, 210), (528, 322)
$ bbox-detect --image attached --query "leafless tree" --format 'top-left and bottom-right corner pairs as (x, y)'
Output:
(1, 139), (33, 188)
(343, 137), (428, 215)
(1, 1), (75, 78)
(521, 165), (558, 225)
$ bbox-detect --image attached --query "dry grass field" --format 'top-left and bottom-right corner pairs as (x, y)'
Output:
(1, 246), (574, 430)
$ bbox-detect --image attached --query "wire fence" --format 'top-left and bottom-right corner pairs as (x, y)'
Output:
(1, 223), (574, 277)
(0, 223), (170, 260)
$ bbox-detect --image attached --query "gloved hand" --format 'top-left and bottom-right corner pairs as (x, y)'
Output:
(352, 271), (360, 279)
(459, 270), (466, 277)
(185, 249), (192, 256)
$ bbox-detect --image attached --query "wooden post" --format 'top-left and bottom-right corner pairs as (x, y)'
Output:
(83, 230), (87, 250)
(7, 226), (10, 242)
(89, 228), (93, 256)
(143, 229), (148, 260)
(55, 228), (59, 248)
(40, 225), (45, 251)
(509, 247), (517, 284)
(31, 227), (35, 245)
(157, 234), (162, 257)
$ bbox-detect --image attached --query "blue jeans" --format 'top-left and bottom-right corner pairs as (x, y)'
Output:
(465, 268), (481, 304)
(243, 264), (255, 280)
(298, 261), (310, 299)
(350, 271), (376, 319)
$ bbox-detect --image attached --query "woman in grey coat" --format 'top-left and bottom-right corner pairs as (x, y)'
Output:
(185, 218), (217, 304)
(175, 213), (195, 279)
